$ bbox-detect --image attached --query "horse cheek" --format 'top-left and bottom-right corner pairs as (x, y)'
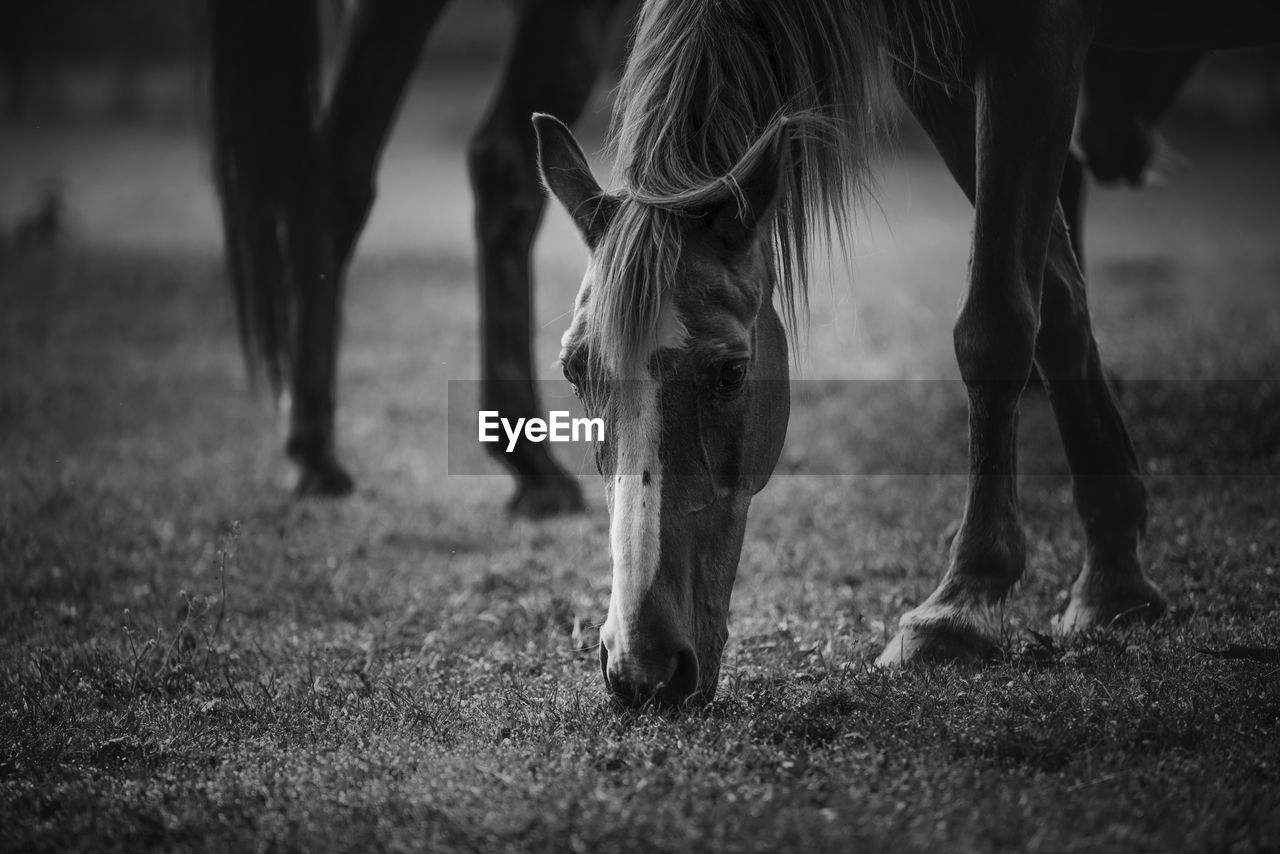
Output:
(743, 309), (791, 494)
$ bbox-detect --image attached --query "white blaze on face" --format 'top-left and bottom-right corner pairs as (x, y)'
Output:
(604, 301), (686, 648)
(606, 378), (662, 642)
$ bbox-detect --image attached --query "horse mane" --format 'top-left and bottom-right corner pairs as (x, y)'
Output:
(592, 0), (960, 377)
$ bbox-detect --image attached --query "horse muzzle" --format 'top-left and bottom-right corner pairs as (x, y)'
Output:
(599, 623), (701, 707)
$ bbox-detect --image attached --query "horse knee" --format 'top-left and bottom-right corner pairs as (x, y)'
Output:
(953, 286), (1038, 388)
(467, 126), (543, 247)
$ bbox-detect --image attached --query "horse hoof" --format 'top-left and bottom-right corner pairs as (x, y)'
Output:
(875, 607), (1001, 667)
(507, 477), (585, 518)
(1058, 580), (1166, 634)
(291, 460), (356, 498)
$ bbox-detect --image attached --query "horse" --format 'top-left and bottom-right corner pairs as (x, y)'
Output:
(534, 0), (1280, 705)
(205, 0), (1197, 514)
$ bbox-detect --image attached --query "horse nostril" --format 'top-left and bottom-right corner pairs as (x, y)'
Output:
(603, 661), (649, 706)
(600, 644), (636, 704)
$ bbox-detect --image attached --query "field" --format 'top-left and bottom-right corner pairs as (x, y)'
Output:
(3, 68), (1280, 852)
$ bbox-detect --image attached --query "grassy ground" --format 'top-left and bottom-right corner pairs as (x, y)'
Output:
(2, 73), (1280, 851)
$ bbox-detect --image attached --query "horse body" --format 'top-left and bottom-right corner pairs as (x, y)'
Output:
(1096, 0), (1280, 49)
(537, 0), (1280, 704)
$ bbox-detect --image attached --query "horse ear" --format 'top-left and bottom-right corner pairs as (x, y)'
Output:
(533, 113), (616, 250)
(709, 120), (793, 252)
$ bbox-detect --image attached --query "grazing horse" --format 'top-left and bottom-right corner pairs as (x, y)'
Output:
(535, 0), (1280, 705)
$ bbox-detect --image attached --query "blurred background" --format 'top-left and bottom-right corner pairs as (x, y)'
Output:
(2, 0), (1279, 255)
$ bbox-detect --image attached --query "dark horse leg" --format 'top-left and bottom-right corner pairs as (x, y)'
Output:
(1038, 217), (1166, 631)
(322, 2), (451, 271)
(468, 0), (621, 516)
(878, 4), (1150, 664)
(1047, 48), (1201, 398)
(210, 1), (446, 496)
(1017, 155), (1081, 397)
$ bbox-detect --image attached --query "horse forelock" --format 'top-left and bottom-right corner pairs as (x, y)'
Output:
(585, 200), (679, 382)
(588, 0), (962, 378)
(584, 140), (784, 382)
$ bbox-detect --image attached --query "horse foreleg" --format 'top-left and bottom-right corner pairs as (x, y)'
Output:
(468, 0), (619, 516)
(878, 9), (1090, 665)
(1036, 221), (1165, 631)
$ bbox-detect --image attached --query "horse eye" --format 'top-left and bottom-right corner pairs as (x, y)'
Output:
(561, 350), (585, 397)
(562, 366), (581, 397)
(714, 360), (749, 396)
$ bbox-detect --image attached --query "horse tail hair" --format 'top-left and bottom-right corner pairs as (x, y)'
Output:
(208, 1), (322, 397)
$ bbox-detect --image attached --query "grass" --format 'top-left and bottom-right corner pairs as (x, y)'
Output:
(2, 78), (1280, 850)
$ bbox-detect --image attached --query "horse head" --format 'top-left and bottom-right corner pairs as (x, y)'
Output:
(535, 113), (793, 705)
